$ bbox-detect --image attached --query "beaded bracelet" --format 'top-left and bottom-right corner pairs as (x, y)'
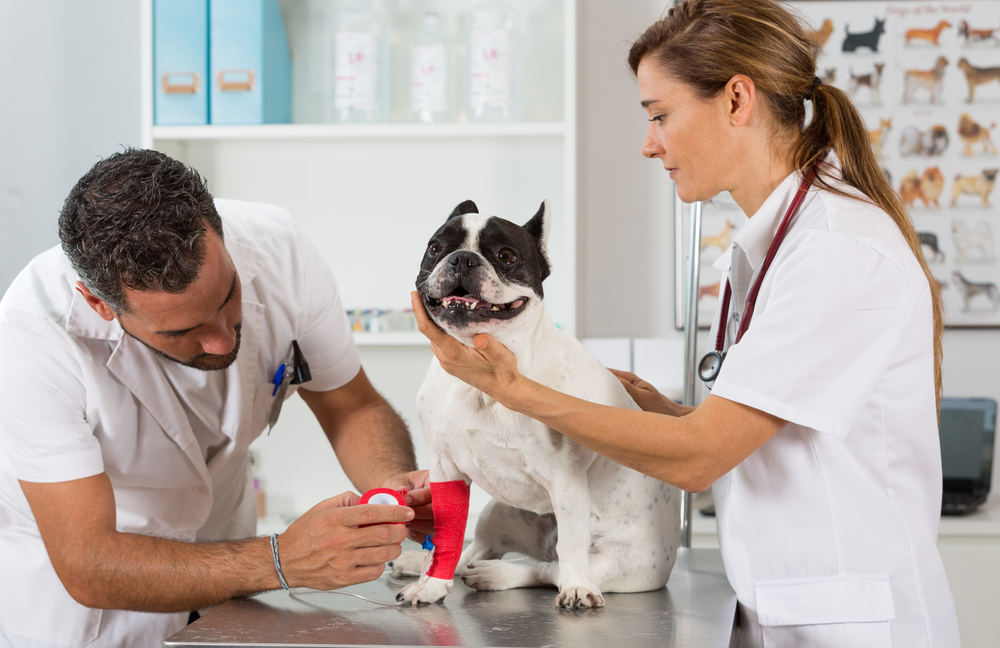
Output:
(270, 533), (290, 590)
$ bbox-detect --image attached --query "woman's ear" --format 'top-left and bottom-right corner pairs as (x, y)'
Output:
(725, 74), (756, 127)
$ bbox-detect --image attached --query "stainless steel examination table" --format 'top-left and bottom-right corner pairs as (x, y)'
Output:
(165, 548), (736, 648)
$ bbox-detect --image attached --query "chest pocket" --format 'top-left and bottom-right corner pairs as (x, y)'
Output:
(756, 576), (894, 647)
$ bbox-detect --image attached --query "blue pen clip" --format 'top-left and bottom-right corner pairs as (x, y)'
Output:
(271, 363), (287, 397)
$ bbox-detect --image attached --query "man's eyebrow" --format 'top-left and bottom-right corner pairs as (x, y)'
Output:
(155, 271), (238, 337)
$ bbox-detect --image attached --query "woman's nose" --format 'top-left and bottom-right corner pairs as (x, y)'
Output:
(642, 126), (663, 159)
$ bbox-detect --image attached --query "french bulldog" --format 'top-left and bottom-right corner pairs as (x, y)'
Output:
(395, 200), (680, 608)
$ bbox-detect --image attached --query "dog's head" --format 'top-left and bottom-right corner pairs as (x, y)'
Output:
(416, 200), (551, 343)
(984, 169), (998, 183)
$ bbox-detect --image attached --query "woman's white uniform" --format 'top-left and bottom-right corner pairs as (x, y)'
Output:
(709, 154), (961, 647)
(0, 200), (361, 647)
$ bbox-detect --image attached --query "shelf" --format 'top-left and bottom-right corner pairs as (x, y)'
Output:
(352, 331), (431, 346)
(151, 121), (567, 141)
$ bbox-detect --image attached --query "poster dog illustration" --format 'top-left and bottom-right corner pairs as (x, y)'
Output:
(842, 18), (886, 53)
(951, 271), (1000, 312)
(918, 231), (945, 263)
(903, 56), (949, 104)
(806, 18), (835, 49)
(868, 118), (892, 153)
(899, 167), (945, 208)
(899, 124), (949, 157)
(951, 169), (998, 207)
(952, 219), (996, 263)
(958, 20), (1000, 45)
(958, 58), (1000, 102)
(905, 21), (951, 46)
(849, 63), (884, 105)
(958, 114), (998, 156)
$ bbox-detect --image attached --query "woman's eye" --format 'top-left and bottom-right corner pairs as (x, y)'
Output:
(497, 249), (517, 264)
(428, 242), (442, 256)
(648, 114), (664, 123)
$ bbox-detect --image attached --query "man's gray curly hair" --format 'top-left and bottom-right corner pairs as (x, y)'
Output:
(58, 148), (224, 313)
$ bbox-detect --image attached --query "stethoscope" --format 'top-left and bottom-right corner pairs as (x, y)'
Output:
(698, 166), (818, 389)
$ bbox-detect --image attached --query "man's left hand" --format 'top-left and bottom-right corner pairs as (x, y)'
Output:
(382, 470), (433, 543)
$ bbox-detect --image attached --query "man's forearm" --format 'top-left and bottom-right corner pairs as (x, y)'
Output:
(64, 532), (278, 612)
(331, 400), (417, 490)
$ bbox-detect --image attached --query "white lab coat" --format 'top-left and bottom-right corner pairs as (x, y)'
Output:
(0, 200), (361, 647)
(708, 155), (960, 647)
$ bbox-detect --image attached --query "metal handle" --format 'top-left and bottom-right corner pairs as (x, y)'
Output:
(161, 72), (199, 94)
(680, 198), (703, 549)
(217, 69), (255, 92)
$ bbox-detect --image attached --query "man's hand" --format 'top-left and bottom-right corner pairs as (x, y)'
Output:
(277, 491), (414, 591)
(382, 470), (433, 543)
(609, 369), (693, 417)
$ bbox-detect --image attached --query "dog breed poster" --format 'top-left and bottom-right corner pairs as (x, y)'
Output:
(679, 0), (1000, 328)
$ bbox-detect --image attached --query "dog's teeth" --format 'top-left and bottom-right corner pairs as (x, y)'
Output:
(491, 305), (500, 311)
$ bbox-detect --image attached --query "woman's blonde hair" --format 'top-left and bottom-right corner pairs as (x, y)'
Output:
(629, 0), (944, 405)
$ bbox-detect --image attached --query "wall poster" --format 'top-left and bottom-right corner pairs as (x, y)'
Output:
(676, 0), (1000, 329)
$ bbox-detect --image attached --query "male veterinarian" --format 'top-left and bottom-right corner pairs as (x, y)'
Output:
(0, 149), (431, 648)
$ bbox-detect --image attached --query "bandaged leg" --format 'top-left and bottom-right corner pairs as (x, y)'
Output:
(427, 480), (471, 579)
(396, 479), (471, 606)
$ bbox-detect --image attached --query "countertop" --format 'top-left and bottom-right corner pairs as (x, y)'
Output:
(165, 547), (736, 648)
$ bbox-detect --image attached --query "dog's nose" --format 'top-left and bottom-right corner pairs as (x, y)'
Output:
(448, 251), (481, 268)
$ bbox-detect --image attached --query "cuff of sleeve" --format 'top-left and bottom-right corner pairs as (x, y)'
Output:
(710, 380), (850, 441)
(4, 446), (105, 483)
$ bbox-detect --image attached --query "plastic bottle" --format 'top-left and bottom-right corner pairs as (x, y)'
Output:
(411, 12), (450, 123)
(330, 0), (388, 123)
(466, 0), (521, 122)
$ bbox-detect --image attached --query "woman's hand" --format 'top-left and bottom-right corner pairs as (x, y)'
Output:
(609, 369), (692, 417)
(410, 292), (524, 407)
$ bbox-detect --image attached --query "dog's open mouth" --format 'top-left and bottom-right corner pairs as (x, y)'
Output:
(426, 287), (529, 321)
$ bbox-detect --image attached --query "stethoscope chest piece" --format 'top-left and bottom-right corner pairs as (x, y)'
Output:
(698, 350), (725, 390)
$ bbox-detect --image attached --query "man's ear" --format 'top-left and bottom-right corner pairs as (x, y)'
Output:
(75, 282), (117, 322)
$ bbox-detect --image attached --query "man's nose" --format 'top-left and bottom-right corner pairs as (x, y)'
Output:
(201, 323), (236, 356)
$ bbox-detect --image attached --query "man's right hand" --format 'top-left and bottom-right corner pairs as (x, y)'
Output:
(276, 491), (413, 591)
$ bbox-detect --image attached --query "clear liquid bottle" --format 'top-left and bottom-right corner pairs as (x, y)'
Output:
(411, 12), (450, 123)
(466, 0), (521, 122)
(330, 0), (388, 123)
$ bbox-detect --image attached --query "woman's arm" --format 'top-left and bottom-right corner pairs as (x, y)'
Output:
(410, 293), (785, 492)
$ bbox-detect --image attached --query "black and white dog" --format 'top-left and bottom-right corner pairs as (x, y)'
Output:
(396, 200), (680, 608)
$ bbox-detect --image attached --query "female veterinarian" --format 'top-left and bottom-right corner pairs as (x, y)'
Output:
(410, 0), (961, 646)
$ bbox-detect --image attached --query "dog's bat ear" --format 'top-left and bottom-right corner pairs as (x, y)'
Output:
(523, 200), (552, 282)
(448, 200), (479, 220)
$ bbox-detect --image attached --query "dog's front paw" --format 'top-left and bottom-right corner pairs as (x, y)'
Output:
(396, 576), (453, 606)
(555, 584), (606, 609)
(387, 550), (425, 576)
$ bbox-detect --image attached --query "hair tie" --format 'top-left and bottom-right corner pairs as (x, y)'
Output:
(807, 76), (822, 101)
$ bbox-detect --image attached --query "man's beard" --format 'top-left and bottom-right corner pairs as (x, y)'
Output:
(122, 323), (242, 371)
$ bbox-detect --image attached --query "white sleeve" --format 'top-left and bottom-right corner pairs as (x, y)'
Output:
(711, 234), (914, 440)
(0, 314), (104, 482)
(288, 229), (362, 393)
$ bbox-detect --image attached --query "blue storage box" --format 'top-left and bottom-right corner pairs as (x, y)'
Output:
(154, 0), (209, 125)
(210, 0), (292, 124)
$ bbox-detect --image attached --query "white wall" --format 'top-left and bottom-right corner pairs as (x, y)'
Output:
(0, 1), (143, 290)
(0, 0), (997, 515)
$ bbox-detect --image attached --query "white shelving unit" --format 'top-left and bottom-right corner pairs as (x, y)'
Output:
(139, 0), (578, 341)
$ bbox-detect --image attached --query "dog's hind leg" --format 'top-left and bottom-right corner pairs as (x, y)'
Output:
(459, 500), (559, 591)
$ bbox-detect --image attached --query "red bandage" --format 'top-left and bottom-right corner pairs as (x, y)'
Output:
(427, 480), (471, 580)
(359, 488), (406, 528)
